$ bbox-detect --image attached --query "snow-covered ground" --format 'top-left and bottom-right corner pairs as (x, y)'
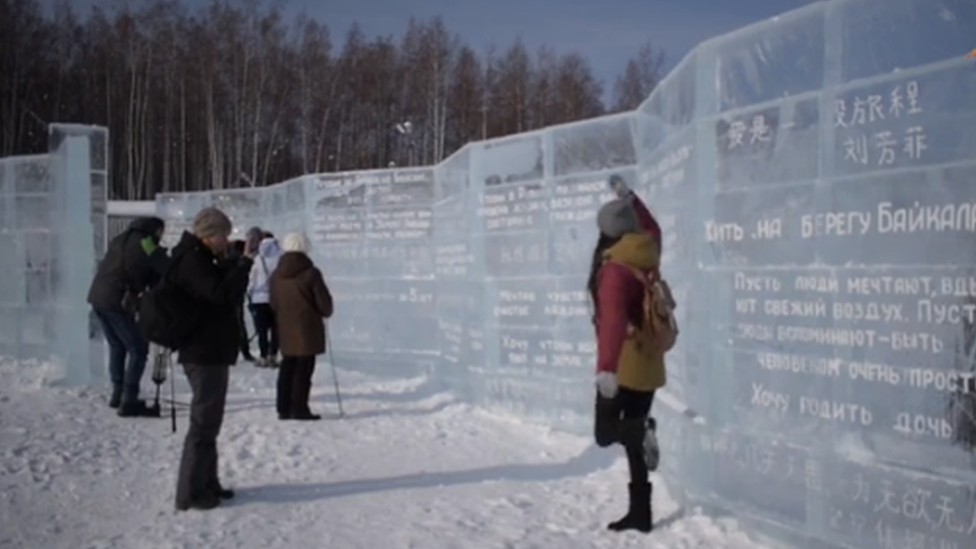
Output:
(0, 358), (763, 549)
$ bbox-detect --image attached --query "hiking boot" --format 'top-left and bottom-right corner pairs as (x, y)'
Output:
(291, 411), (322, 421)
(117, 400), (161, 418)
(176, 492), (221, 512)
(608, 482), (652, 533)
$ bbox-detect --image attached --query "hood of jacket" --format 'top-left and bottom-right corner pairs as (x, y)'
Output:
(603, 233), (659, 271)
(274, 251), (314, 279)
(129, 216), (165, 242)
(257, 237), (281, 259)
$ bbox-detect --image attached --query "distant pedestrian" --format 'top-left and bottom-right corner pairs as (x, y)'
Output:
(244, 226), (263, 257)
(229, 240), (255, 363)
(246, 233), (282, 367)
(269, 232), (334, 421)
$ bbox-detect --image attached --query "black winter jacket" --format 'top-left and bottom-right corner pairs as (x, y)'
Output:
(87, 217), (169, 312)
(168, 231), (253, 366)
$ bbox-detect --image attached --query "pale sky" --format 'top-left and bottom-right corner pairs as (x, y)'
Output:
(54, 0), (820, 95)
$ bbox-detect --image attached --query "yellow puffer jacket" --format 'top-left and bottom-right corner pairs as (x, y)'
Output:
(596, 233), (667, 392)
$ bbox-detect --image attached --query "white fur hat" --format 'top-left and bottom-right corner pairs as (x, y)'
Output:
(282, 232), (309, 253)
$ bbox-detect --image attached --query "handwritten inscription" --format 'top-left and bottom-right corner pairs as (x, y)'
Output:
(434, 243), (475, 277)
(478, 183), (548, 231)
(837, 80), (928, 167)
(643, 144), (693, 189)
(312, 211), (364, 242)
(701, 432), (976, 549)
(549, 178), (615, 224)
(497, 332), (595, 369)
(365, 208), (432, 240)
(730, 268), (976, 440)
(726, 114), (774, 149)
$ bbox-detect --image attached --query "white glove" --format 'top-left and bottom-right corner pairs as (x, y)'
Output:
(596, 371), (619, 399)
(608, 174), (631, 199)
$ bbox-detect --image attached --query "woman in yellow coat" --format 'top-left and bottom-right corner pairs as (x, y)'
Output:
(588, 174), (666, 534)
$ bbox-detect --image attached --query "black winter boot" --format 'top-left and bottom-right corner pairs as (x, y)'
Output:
(108, 386), (122, 409)
(117, 400), (161, 418)
(608, 482), (652, 533)
(176, 492), (221, 512)
(208, 480), (235, 500)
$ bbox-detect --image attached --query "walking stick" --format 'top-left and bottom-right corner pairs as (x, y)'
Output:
(169, 351), (177, 433)
(325, 321), (344, 418)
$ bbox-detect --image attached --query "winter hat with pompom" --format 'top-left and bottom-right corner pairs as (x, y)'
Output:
(282, 232), (309, 253)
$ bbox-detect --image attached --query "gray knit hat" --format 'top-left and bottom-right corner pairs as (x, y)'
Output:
(192, 207), (233, 238)
(596, 198), (640, 238)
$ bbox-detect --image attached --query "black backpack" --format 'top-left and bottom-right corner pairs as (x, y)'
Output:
(137, 253), (199, 350)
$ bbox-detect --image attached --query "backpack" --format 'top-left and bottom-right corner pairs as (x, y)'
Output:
(607, 261), (679, 355)
(137, 253), (199, 350)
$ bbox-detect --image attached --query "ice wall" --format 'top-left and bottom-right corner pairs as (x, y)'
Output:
(637, 0), (976, 547)
(0, 124), (107, 384)
(151, 0), (976, 547)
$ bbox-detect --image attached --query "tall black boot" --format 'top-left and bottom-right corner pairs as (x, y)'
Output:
(608, 482), (652, 533)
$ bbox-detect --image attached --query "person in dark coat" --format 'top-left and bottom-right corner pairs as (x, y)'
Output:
(169, 207), (253, 512)
(229, 240), (255, 363)
(269, 232), (334, 421)
(87, 216), (169, 416)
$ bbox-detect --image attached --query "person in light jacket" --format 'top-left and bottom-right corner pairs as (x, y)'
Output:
(246, 233), (282, 367)
(269, 232), (334, 421)
(589, 174), (665, 534)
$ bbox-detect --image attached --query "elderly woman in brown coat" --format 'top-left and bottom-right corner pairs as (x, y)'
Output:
(268, 232), (334, 421)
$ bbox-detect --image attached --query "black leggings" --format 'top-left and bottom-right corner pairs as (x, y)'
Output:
(248, 303), (279, 359)
(594, 388), (655, 484)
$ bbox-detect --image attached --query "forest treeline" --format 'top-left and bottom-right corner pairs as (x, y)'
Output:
(0, 0), (665, 199)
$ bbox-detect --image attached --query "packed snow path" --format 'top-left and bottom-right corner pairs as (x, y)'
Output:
(0, 359), (762, 549)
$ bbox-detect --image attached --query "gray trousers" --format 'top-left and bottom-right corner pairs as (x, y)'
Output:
(175, 364), (229, 506)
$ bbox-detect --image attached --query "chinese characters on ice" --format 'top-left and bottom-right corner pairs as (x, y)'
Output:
(838, 81), (928, 166)
(726, 115), (774, 150)
(707, 434), (976, 549)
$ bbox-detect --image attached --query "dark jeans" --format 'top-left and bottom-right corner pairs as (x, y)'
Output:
(595, 388), (655, 484)
(248, 303), (278, 359)
(236, 304), (252, 359)
(93, 308), (149, 403)
(277, 356), (316, 416)
(175, 364), (229, 507)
